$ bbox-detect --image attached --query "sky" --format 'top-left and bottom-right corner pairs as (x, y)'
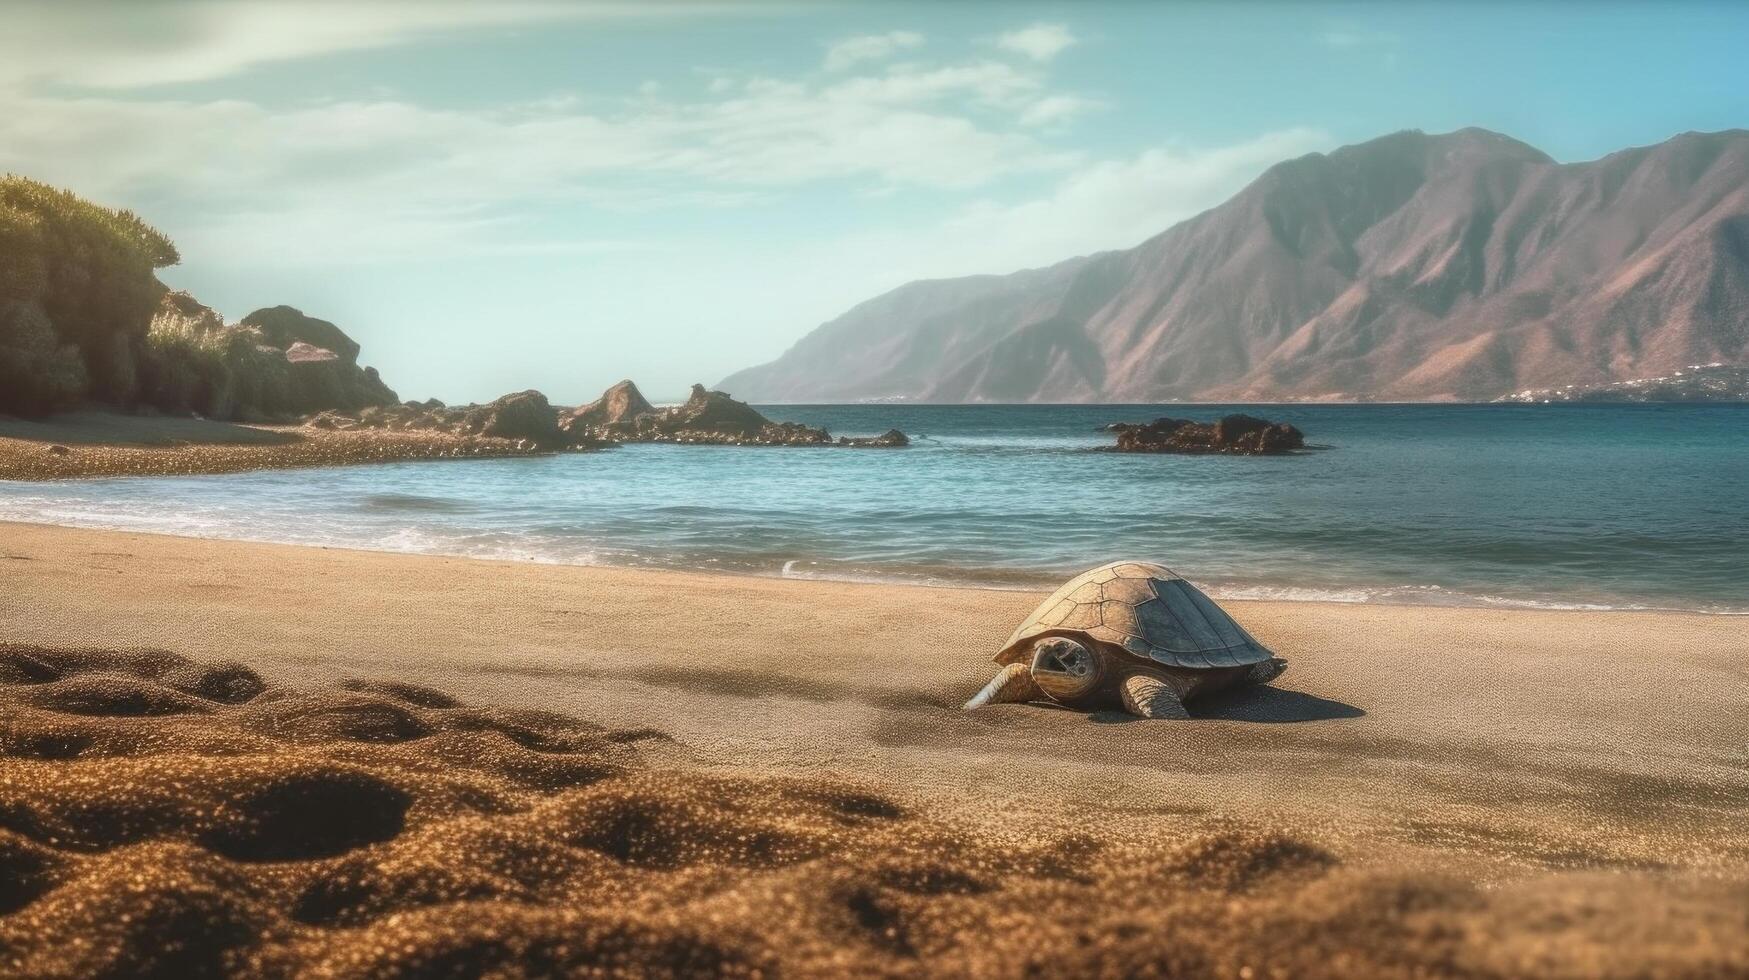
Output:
(3, 1), (1747, 404)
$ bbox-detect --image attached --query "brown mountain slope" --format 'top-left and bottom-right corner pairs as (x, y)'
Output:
(721, 128), (1749, 402)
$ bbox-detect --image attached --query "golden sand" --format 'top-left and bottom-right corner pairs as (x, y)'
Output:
(2, 522), (1747, 976)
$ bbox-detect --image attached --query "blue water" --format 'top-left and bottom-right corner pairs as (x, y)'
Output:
(2, 404), (1745, 612)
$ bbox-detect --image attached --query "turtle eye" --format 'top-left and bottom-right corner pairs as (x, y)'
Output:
(1028, 638), (1101, 703)
(1063, 647), (1088, 676)
(1044, 643), (1087, 676)
(1032, 640), (1086, 676)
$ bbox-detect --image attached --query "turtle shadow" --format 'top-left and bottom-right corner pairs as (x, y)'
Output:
(1086, 686), (1364, 725)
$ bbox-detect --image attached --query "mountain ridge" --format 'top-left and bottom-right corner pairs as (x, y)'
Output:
(721, 127), (1749, 402)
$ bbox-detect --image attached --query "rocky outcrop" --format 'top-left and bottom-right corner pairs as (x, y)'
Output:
(566, 379), (655, 429)
(135, 292), (398, 422)
(838, 429), (910, 448)
(668, 384), (777, 437)
(283, 341), (337, 364)
(240, 306), (362, 364)
(723, 128), (1749, 403)
(306, 390), (610, 452)
(1108, 415), (1304, 455)
(563, 381), (906, 448)
(478, 390), (564, 448)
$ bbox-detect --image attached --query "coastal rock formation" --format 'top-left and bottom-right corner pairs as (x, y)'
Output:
(722, 128), (1749, 403)
(478, 389), (564, 448)
(307, 390), (607, 452)
(138, 292), (399, 421)
(565, 379), (655, 429)
(1108, 414), (1304, 455)
(665, 383), (783, 437)
(565, 381), (906, 448)
(838, 428), (910, 448)
(240, 306), (362, 364)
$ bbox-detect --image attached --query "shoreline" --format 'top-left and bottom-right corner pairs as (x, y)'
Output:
(0, 515), (1739, 617)
(0, 411), (556, 481)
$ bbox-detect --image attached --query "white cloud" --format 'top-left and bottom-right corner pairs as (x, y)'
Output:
(822, 60), (1041, 109)
(0, 46), (1085, 264)
(994, 23), (1078, 62)
(1018, 94), (1098, 127)
(797, 128), (1336, 290)
(823, 30), (924, 72)
(935, 129), (1333, 265)
(0, 2), (732, 89)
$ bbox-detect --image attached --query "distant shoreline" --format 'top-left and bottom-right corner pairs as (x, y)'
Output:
(0, 411), (549, 481)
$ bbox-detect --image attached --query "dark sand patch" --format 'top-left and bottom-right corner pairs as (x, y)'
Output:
(1, 642), (1746, 978)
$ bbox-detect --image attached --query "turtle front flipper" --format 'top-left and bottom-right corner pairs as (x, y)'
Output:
(964, 663), (1043, 710)
(1245, 657), (1289, 686)
(1120, 673), (1190, 720)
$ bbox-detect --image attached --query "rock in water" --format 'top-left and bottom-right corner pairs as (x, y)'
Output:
(566, 379), (655, 431)
(559, 381), (907, 448)
(837, 429), (909, 448)
(669, 384), (772, 436)
(1110, 414), (1304, 455)
(479, 390), (564, 448)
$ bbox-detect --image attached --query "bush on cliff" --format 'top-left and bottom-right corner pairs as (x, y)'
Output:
(0, 175), (178, 411)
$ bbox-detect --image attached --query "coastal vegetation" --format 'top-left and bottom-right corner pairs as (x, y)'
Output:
(0, 175), (396, 421)
(0, 176), (176, 414)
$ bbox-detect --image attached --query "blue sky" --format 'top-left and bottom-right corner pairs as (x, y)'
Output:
(3, 1), (1746, 403)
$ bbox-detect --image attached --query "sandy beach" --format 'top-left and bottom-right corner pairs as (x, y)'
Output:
(2, 519), (1746, 975)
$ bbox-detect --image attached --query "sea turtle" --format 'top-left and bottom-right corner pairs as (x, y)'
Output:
(965, 561), (1287, 719)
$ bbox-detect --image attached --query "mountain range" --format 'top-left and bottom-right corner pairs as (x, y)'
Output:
(720, 128), (1749, 402)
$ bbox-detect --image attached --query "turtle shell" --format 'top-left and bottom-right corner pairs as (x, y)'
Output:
(997, 561), (1273, 670)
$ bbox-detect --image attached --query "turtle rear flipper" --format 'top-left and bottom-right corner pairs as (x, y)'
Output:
(1121, 674), (1190, 720)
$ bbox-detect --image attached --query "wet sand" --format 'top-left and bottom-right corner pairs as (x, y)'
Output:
(2, 521), (1747, 975)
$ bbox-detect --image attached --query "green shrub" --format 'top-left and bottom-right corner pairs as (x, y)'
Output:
(0, 175), (178, 413)
(0, 300), (88, 415)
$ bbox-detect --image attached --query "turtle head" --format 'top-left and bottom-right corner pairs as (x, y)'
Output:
(1028, 636), (1109, 706)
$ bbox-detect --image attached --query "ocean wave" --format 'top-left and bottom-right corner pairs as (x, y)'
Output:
(358, 493), (475, 514)
(1205, 581), (1748, 615)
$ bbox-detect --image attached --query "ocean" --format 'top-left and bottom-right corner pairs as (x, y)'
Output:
(2, 404), (1744, 613)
